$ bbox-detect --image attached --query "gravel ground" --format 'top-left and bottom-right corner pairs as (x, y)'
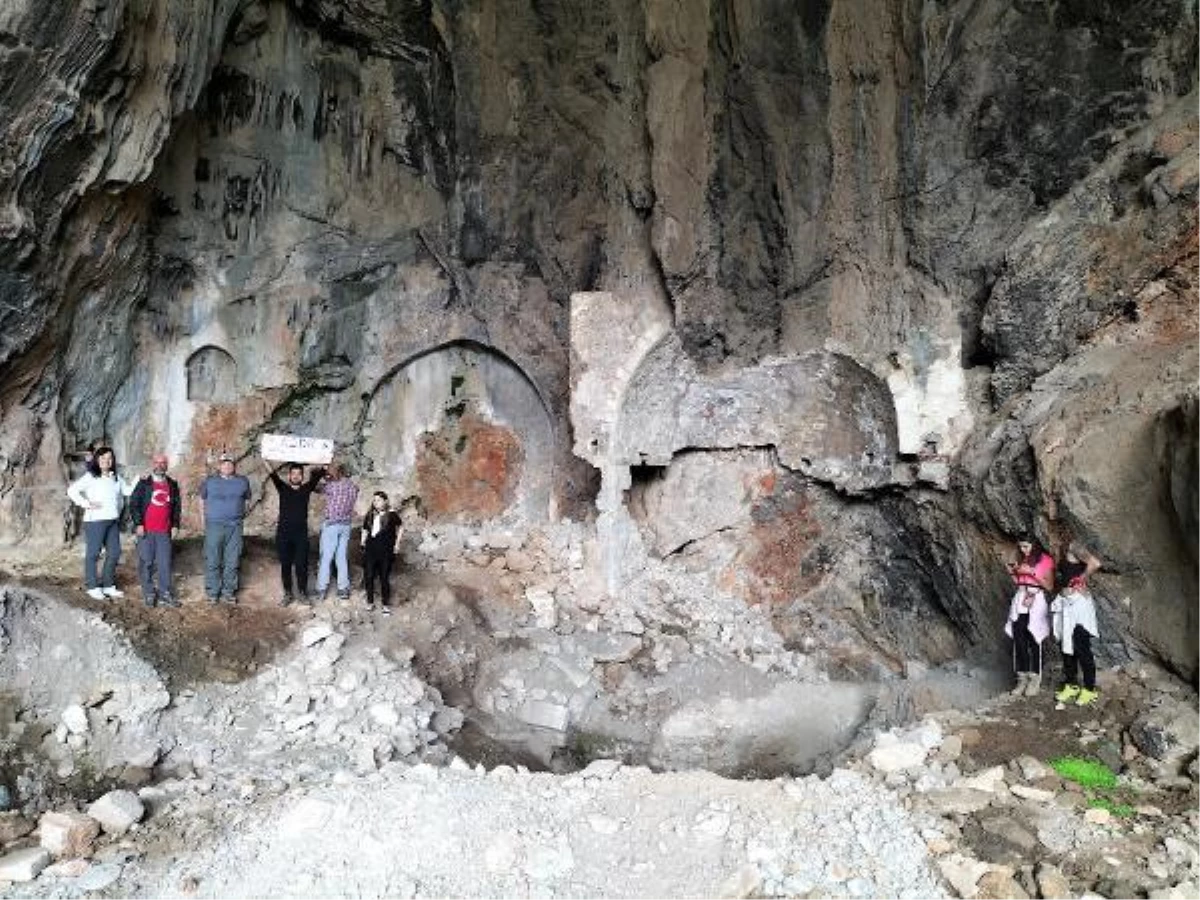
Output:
(121, 763), (944, 899)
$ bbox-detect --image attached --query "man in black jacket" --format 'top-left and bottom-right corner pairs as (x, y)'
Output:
(129, 453), (182, 607)
(260, 457), (323, 605)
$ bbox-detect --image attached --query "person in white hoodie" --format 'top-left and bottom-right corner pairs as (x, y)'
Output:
(1051, 542), (1103, 707)
(66, 446), (134, 600)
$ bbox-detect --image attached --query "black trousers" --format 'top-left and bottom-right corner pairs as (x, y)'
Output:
(1062, 626), (1096, 690)
(363, 549), (394, 606)
(277, 529), (310, 595)
(1012, 613), (1041, 674)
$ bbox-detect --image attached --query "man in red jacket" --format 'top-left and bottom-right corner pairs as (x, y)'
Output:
(130, 453), (182, 608)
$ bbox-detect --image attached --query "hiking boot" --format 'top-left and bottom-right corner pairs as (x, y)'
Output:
(337, 589), (351, 601)
(1055, 684), (1081, 703)
(86, 587), (106, 601)
(280, 592), (294, 608)
(101, 586), (125, 599)
(380, 605), (392, 617)
(1023, 672), (1042, 697)
(1075, 688), (1099, 707)
(366, 602), (375, 613)
(224, 594), (238, 605)
(160, 593), (181, 608)
(1010, 673), (1029, 696)
(206, 594), (220, 605)
(143, 594), (156, 608)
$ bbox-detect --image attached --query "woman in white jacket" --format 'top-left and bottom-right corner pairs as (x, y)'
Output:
(66, 446), (134, 600)
(1051, 542), (1103, 707)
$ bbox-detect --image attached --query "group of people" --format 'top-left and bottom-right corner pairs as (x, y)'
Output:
(1003, 537), (1103, 706)
(65, 447), (406, 613)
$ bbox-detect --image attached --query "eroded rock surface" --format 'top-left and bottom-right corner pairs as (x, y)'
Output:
(0, 1), (1196, 691)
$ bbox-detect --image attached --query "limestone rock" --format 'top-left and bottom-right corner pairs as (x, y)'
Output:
(86, 791), (145, 836)
(0, 811), (34, 845)
(61, 705), (89, 735)
(0, 847), (51, 882)
(1036, 863), (1073, 900)
(975, 869), (1029, 899)
(38, 811), (100, 859)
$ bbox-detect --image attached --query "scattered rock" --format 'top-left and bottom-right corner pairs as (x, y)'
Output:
(1083, 807), (1112, 826)
(867, 736), (928, 773)
(1036, 862), (1073, 900)
(0, 846), (52, 882)
(938, 853), (990, 897)
(86, 791), (145, 836)
(976, 868), (1029, 899)
(61, 705), (89, 735)
(38, 810), (100, 859)
(0, 811), (34, 844)
(1010, 784), (1055, 802)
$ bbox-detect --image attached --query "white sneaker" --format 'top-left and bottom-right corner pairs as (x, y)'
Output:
(86, 587), (105, 600)
(101, 586), (125, 598)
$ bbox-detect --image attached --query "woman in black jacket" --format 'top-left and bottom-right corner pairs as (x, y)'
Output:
(360, 492), (402, 614)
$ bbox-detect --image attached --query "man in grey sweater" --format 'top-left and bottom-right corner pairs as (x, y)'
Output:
(198, 452), (252, 603)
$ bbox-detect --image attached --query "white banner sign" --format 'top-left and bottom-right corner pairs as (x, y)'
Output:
(260, 434), (335, 465)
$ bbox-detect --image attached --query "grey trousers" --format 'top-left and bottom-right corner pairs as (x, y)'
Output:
(137, 531), (173, 599)
(204, 521), (243, 598)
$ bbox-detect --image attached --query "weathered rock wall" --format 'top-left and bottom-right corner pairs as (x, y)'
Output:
(0, 0), (1195, 676)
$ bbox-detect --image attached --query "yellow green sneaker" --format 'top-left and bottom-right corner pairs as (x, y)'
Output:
(1075, 688), (1099, 707)
(1055, 684), (1081, 702)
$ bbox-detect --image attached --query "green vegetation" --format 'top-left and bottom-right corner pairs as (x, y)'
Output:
(1049, 756), (1138, 818)
(1049, 756), (1119, 790)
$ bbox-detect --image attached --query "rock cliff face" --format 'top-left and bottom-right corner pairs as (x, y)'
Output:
(0, 1), (1195, 678)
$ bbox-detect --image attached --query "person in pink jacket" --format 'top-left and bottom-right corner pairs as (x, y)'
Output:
(1003, 537), (1055, 697)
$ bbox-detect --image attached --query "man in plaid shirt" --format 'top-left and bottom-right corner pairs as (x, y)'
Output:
(315, 462), (359, 600)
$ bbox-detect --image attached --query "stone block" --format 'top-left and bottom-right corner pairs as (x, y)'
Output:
(0, 847), (51, 882)
(38, 810), (100, 859)
(86, 791), (144, 836)
(518, 700), (570, 732)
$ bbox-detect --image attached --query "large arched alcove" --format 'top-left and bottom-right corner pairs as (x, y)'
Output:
(361, 340), (555, 523)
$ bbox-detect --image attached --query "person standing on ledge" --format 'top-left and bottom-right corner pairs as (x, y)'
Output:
(260, 457), (323, 606)
(66, 445), (134, 601)
(315, 461), (359, 601)
(199, 452), (252, 604)
(1052, 541), (1103, 707)
(1004, 537), (1055, 697)
(129, 452), (182, 608)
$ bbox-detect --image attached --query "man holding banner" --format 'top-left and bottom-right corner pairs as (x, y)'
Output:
(260, 457), (323, 605)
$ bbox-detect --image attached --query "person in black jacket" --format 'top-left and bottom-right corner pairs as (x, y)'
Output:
(129, 453), (182, 607)
(360, 491), (403, 614)
(261, 457), (323, 605)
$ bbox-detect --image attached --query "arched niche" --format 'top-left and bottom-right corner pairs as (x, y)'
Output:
(186, 345), (237, 402)
(362, 341), (554, 523)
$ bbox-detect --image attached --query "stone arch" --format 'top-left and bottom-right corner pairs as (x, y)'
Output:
(361, 340), (555, 523)
(185, 345), (237, 402)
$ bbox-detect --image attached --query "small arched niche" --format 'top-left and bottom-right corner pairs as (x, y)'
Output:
(362, 341), (554, 523)
(186, 345), (237, 402)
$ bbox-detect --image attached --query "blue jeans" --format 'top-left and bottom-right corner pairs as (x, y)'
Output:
(204, 521), (243, 598)
(83, 519), (121, 588)
(317, 523), (352, 592)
